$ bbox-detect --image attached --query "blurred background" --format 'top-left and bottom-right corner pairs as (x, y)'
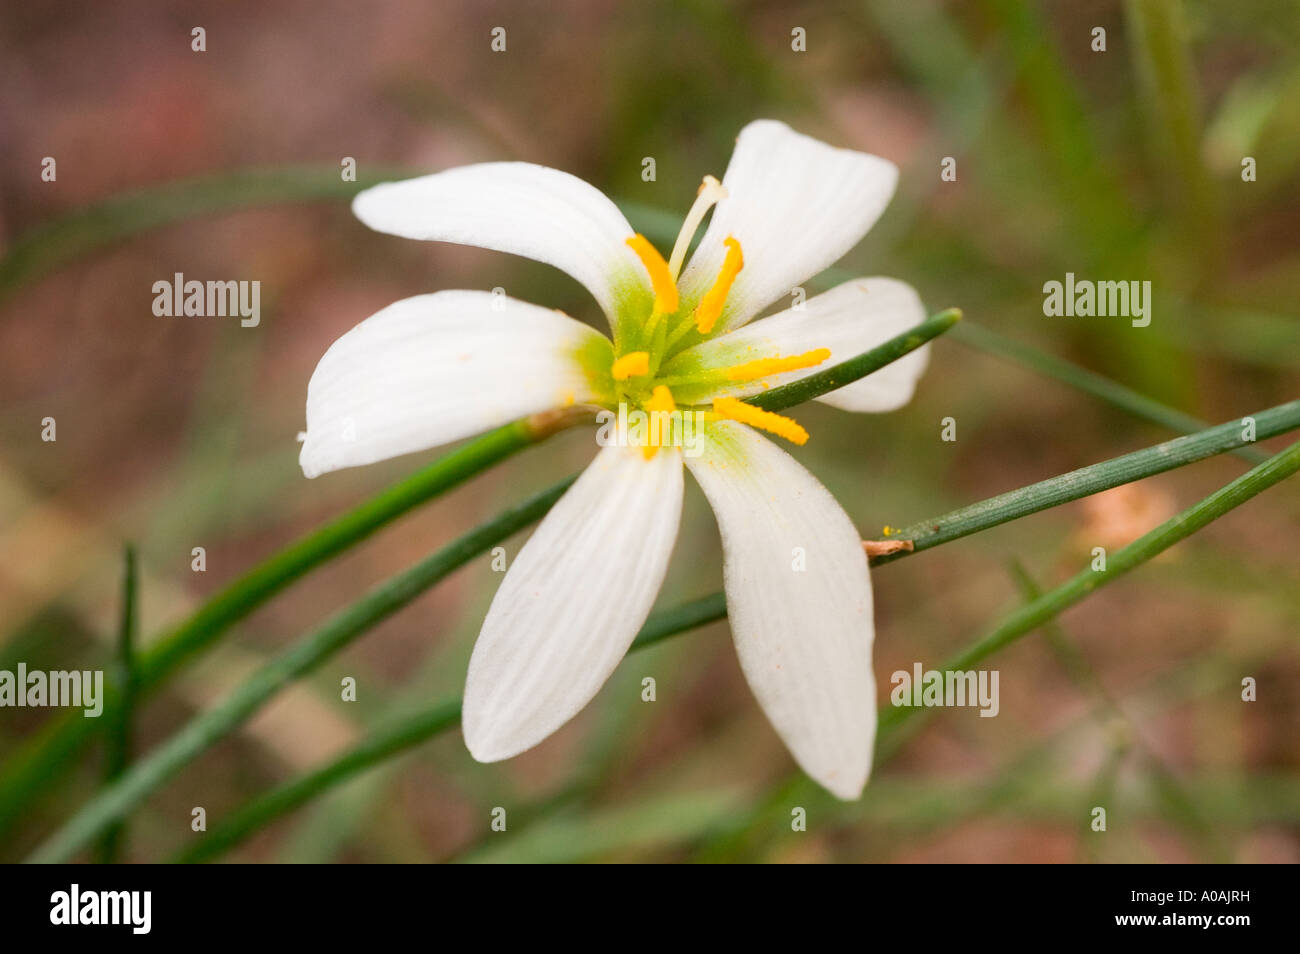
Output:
(1, 0), (1298, 862)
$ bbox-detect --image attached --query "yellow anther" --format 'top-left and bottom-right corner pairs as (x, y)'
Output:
(712, 396), (809, 445)
(626, 234), (679, 316)
(724, 348), (831, 383)
(611, 351), (650, 380)
(646, 384), (676, 415)
(694, 236), (744, 334)
(642, 385), (677, 460)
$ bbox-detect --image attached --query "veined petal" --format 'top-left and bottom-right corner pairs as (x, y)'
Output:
(664, 278), (930, 412)
(353, 162), (653, 335)
(463, 443), (684, 761)
(677, 120), (898, 335)
(299, 290), (612, 478)
(685, 421), (875, 799)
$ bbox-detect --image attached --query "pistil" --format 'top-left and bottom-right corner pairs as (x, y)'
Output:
(667, 175), (727, 280)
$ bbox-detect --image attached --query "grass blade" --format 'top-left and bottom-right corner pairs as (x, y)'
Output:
(0, 413), (573, 840)
(880, 436), (1300, 743)
(868, 399), (1300, 562)
(174, 700), (462, 863)
(94, 545), (137, 864)
(25, 478), (574, 864)
(167, 411), (1300, 860)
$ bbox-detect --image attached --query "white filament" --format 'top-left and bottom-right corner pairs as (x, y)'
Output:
(667, 175), (727, 280)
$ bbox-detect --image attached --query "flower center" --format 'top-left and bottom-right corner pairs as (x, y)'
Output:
(610, 176), (832, 453)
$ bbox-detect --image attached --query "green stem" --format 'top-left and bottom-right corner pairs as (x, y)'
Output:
(141, 420), (566, 684)
(174, 700), (463, 863)
(0, 415), (565, 840)
(749, 309), (962, 412)
(878, 436), (1300, 740)
(1007, 559), (1230, 862)
(173, 593), (730, 864)
(671, 438), (1300, 851)
(169, 422), (1300, 862)
(1124, 0), (1216, 246)
(26, 479), (574, 863)
(868, 398), (1300, 563)
(95, 545), (137, 865)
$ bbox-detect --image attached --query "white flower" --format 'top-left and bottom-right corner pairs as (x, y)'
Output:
(299, 120), (931, 799)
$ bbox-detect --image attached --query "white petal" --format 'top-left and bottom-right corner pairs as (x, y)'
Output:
(665, 278), (930, 412)
(463, 443), (683, 761)
(685, 421), (875, 799)
(352, 163), (652, 333)
(676, 120), (898, 334)
(299, 290), (611, 478)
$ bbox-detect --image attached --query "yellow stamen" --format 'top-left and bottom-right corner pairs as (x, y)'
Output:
(611, 351), (650, 380)
(724, 347), (831, 383)
(646, 384), (676, 415)
(712, 396), (809, 445)
(694, 236), (743, 334)
(642, 385), (677, 460)
(626, 234), (678, 316)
